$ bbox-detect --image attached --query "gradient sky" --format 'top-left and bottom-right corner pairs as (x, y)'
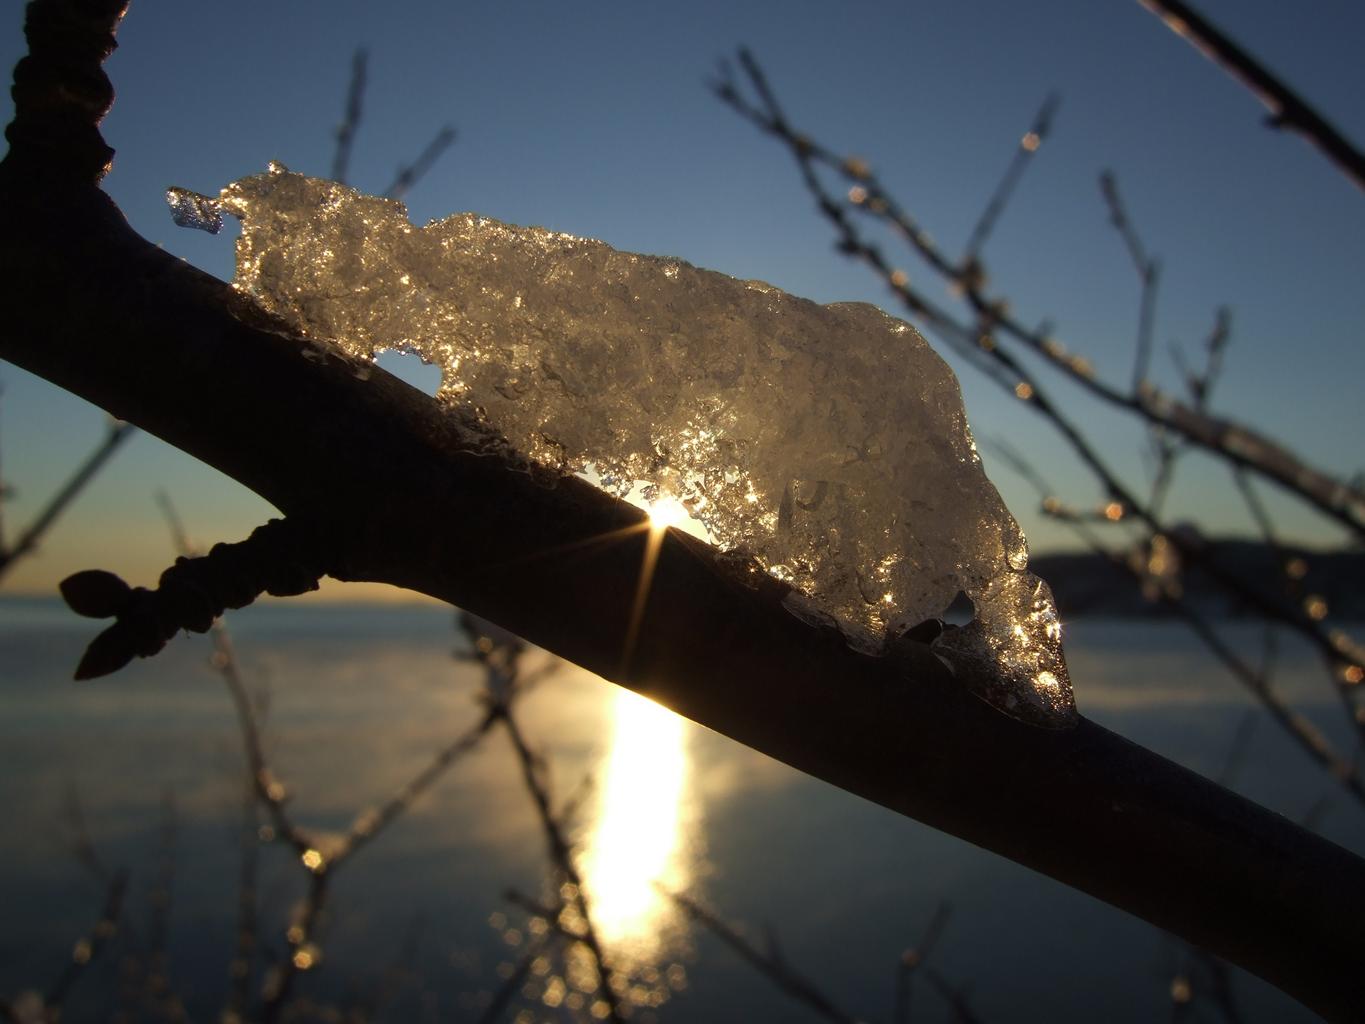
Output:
(1, 0), (1363, 599)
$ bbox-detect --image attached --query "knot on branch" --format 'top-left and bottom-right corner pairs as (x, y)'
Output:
(60, 517), (332, 680)
(4, 0), (129, 182)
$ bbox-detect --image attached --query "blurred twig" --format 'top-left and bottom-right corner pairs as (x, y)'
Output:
(1099, 170), (1161, 395)
(1135, 0), (1365, 193)
(962, 95), (1058, 268)
(662, 887), (864, 1024)
(331, 49), (367, 185)
(384, 126), (457, 200)
(0, 418), (134, 581)
(895, 901), (951, 1024)
(715, 51), (1365, 541)
(41, 867), (128, 1017)
(328, 46), (455, 200)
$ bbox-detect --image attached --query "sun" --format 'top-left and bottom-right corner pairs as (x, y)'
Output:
(646, 495), (690, 532)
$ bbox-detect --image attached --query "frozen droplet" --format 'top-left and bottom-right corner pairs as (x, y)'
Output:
(201, 166), (1076, 727)
(165, 187), (223, 234)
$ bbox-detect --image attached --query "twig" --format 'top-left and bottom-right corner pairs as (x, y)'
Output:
(662, 887), (864, 1024)
(143, 790), (183, 1022)
(62, 782), (110, 885)
(923, 967), (986, 1024)
(331, 49), (367, 185)
(457, 613), (625, 1022)
(42, 867), (128, 1014)
(1135, 0), (1365, 193)
(475, 928), (554, 1024)
(226, 774), (259, 1020)
(0, 419), (134, 581)
(331, 708), (497, 869)
(1099, 171), (1161, 394)
(961, 94), (1058, 267)
(895, 901), (951, 1024)
(493, 702), (625, 1024)
(1216, 709), (1259, 789)
(384, 126), (457, 200)
(715, 52), (1365, 540)
(719, 48), (1365, 751)
(992, 440), (1365, 806)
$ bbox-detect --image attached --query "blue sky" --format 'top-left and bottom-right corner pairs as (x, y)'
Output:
(2, 0), (1363, 598)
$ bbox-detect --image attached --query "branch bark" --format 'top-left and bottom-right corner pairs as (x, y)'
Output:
(2, 2), (1363, 1018)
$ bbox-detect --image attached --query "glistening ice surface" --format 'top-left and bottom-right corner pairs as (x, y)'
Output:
(194, 164), (1074, 727)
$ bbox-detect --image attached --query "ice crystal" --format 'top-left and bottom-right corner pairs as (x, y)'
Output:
(166, 186), (224, 234)
(185, 164), (1075, 727)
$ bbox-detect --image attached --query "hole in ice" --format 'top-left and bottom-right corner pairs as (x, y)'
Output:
(374, 351), (442, 397)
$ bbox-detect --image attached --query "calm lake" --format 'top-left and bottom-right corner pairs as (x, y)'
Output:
(2, 598), (1361, 1022)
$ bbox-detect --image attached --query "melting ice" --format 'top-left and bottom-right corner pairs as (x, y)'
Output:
(180, 164), (1075, 728)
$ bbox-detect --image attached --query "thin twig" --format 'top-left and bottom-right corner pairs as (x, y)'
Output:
(1099, 170), (1161, 393)
(226, 774), (259, 1019)
(384, 126), (457, 200)
(476, 928), (554, 1024)
(662, 887), (864, 1024)
(716, 53), (1365, 540)
(43, 868), (128, 1013)
(895, 901), (951, 1024)
(992, 440), (1365, 805)
(331, 49), (367, 185)
(923, 967), (987, 1024)
(494, 703), (625, 1024)
(332, 709), (497, 869)
(0, 420), (134, 580)
(1135, 0), (1365, 193)
(143, 790), (184, 1022)
(719, 48), (1365, 755)
(962, 94), (1059, 267)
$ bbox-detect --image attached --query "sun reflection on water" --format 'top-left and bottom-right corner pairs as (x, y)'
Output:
(579, 687), (693, 961)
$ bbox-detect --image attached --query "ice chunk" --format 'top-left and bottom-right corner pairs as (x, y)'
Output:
(165, 187), (224, 234)
(197, 164), (1075, 727)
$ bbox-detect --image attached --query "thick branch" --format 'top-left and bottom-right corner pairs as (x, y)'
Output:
(0, 176), (1362, 1020)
